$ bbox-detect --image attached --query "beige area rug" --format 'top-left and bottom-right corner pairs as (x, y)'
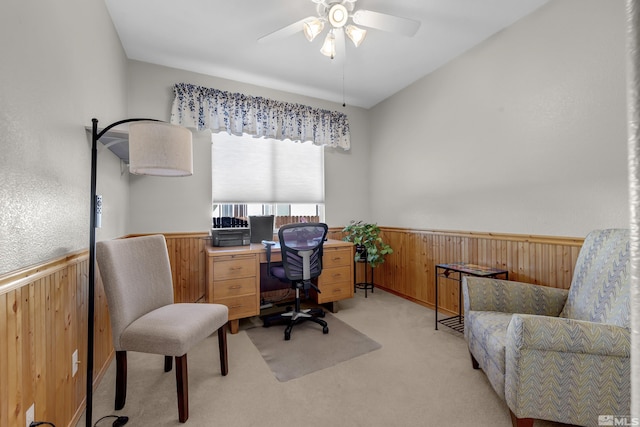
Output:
(245, 312), (382, 382)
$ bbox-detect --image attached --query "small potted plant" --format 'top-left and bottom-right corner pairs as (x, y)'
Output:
(342, 220), (393, 268)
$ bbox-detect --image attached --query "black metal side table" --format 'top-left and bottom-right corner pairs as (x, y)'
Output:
(354, 259), (374, 297)
(435, 263), (509, 333)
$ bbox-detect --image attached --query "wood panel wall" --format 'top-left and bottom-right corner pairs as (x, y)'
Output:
(136, 233), (209, 303)
(0, 228), (583, 427)
(0, 233), (207, 427)
(0, 252), (112, 427)
(372, 228), (583, 315)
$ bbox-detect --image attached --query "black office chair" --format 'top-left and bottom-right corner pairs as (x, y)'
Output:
(262, 222), (329, 340)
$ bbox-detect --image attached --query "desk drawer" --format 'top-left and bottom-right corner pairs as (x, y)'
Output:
(319, 265), (352, 287)
(317, 281), (352, 303)
(213, 257), (256, 281)
(220, 294), (258, 320)
(213, 277), (256, 299)
(322, 247), (353, 268)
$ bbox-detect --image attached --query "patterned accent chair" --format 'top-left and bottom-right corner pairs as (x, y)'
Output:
(462, 229), (631, 427)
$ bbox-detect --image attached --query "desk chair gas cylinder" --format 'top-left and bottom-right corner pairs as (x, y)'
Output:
(263, 222), (329, 340)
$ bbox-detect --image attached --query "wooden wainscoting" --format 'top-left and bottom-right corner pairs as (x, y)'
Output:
(326, 228), (345, 241)
(132, 233), (210, 303)
(372, 228), (584, 315)
(116, 233), (209, 304)
(0, 233), (208, 427)
(0, 228), (584, 427)
(0, 252), (112, 427)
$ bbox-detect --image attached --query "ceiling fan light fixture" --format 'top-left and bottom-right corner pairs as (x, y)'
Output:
(320, 30), (336, 59)
(328, 3), (348, 28)
(345, 24), (366, 47)
(303, 18), (325, 42)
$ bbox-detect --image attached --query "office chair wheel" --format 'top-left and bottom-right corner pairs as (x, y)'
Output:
(323, 326), (329, 334)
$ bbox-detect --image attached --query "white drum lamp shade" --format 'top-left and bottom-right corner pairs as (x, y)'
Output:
(129, 121), (193, 176)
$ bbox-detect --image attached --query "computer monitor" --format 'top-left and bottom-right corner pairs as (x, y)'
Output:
(249, 215), (275, 243)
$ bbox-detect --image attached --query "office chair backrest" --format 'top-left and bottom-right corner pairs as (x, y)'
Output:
(96, 235), (175, 351)
(278, 223), (328, 282)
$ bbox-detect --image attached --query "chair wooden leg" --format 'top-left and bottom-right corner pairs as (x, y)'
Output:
(509, 410), (534, 427)
(218, 324), (228, 376)
(164, 355), (173, 372)
(115, 351), (127, 410)
(470, 351), (480, 369)
(175, 355), (189, 423)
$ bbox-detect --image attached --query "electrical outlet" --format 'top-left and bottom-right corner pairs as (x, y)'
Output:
(25, 403), (34, 427)
(72, 349), (78, 376)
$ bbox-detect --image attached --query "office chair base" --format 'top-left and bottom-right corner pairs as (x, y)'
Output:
(284, 313), (329, 341)
(262, 307), (328, 340)
(281, 308), (324, 320)
(262, 306), (325, 326)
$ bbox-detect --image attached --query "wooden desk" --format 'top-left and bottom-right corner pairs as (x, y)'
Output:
(205, 239), (354, 333)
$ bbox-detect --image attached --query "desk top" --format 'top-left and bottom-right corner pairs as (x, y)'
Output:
(206, 239), (353, 257)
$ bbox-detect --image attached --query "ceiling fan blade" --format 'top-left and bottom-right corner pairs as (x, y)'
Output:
(352, 9), (421, 37)
(258, 16), (316, 44)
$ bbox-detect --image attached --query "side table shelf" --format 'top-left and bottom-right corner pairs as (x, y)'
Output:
(354, 259), (374, 297)
(434, 263), (508, 333)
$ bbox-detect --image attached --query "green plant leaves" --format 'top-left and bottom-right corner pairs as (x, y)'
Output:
(342, 220), (393, 268)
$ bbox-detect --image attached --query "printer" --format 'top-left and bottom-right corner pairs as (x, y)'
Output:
(210, 228), (251, 247)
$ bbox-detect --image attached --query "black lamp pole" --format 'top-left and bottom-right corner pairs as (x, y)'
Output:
(86, 117), (160, 427)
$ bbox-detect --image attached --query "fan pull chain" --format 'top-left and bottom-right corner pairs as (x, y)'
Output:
(342, 65), (346, 107)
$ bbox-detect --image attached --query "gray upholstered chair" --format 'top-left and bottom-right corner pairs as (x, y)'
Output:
(96, 234), (229, 423)
(462, 229), (631, 427)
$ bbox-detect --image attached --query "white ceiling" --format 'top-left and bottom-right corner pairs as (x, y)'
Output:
(105, 0), (549, 109)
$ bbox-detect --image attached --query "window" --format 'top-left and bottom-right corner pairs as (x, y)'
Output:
(212, 132), (324, 224)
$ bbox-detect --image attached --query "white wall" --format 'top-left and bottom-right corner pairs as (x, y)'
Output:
(369, 0), (629, 237)
(0, 0), (627, 277)
(0, 0), (129, 275)
(125, 60), (371, 233)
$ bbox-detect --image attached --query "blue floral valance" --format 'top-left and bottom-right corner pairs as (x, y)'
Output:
(170, 83), (350, 150)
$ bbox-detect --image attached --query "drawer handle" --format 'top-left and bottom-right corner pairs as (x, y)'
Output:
(229, 285), (242, 290)
(332, 289), (342, 293)
(230, 304), (244, 309)
(230, 266), (243, 271)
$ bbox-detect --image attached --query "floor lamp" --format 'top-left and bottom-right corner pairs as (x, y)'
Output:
(87, 118), (193, 427)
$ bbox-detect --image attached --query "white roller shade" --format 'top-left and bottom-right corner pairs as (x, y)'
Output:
(212, 132), (324, 204)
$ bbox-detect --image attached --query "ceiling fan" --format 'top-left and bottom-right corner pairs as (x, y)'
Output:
(258, 0), (421, 60)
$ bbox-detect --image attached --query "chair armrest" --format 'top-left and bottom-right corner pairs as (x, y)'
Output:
(508, 314), (630, 357)
(505, 314), (631, 424)
(263, 240), (277, 278)
(463, 277), (568, 316)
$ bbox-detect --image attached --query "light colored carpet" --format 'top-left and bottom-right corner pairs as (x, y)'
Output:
(245, 312), (381, 382)
(77, 289), (575, 427)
